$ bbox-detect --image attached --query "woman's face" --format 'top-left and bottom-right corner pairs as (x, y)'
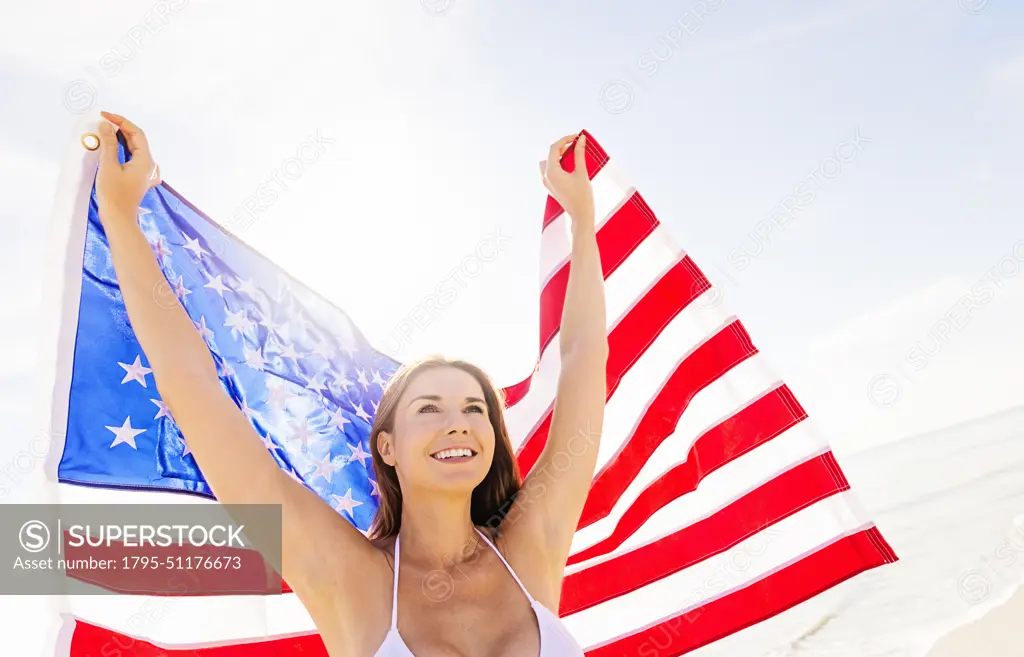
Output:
(378, 366), (496, 495)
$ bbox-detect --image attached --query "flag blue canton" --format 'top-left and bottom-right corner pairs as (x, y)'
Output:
(58, 139), (400, 533)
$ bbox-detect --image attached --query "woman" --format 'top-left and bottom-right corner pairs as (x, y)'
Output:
(94, 110), (608, 656)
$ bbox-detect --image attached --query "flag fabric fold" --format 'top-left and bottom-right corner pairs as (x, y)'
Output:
(34, 116), (897, 657)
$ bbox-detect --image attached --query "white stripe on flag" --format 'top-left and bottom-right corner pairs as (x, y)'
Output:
(539, 161), (634, 286)
(561, 492), (870, 649)
(504, 225), (686, 443)
(567, 419), (828, 564)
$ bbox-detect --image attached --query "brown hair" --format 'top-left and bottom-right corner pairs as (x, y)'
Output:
(367, 355), (522, 540)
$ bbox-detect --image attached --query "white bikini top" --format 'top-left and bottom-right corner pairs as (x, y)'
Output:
(373, 528), (585, 657)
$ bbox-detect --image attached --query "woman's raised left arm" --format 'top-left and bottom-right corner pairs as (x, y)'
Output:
(503, 133), (608, 606)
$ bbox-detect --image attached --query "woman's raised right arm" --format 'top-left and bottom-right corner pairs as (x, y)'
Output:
(94, 112), (384, 623)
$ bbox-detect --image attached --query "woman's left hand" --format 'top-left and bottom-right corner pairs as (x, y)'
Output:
(539, 133), (595, 226)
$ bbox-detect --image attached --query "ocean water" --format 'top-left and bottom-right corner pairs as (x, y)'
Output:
(695, 404), (1024, 657)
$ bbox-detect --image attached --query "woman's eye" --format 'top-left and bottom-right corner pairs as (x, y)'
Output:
(418, 404), (439, 413)
(466, 405), (485, 414)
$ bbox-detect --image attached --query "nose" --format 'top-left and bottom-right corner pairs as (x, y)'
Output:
(443, 411), (471, 435)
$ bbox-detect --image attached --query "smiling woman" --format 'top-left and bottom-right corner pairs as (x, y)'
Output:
(91, 111), (605, 656)
(367, 356), (522, 540)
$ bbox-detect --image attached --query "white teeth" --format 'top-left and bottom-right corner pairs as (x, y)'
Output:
(433, 448), (473, 460)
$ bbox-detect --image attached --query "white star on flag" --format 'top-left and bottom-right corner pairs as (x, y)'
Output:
(179, 436), (191, 458)
(236, 278), (260, 298)
(331, 489), (363, 517)
(258, 310), (285, 334)
(106, 416), (145, 450)
(311, 339), (333, 359)
(150, 235), (172, 261)
(260, 432), (280, 454)
(371, 370), (386, 387)
(183, 236), (210, 260)
(354, 403), (371, 423)
(203, 272), (231, 297)
(224, 308), (254, 338)
(118, 355), (152, 387)
(240, 397), (265, 425)
(303, 372), (327, 394)
(150, 399), (172, 420)
(289, 417), (317, 448)
(325, 407), (351, 431)
(172, 276), (192, 300)
(194, 316), (214, 341)
(310, 453), (342, 484)
(243, 345), (266, 370)
(356, 368), (369, 388)
(348, 441), (372, 467)
(266, 381), (296, 412)
(369, 478), (380, 497)
(277, 342), (302, 363)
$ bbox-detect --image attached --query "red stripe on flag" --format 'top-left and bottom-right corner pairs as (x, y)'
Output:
(538, 191), (659, 356)
(560, 451), (847, 615)
(69, 621), (326, 656)
(516, 257), (710, 474)
(578, 380), (801, 531)
(582, 528), (898, 657)
(502, 191), (658, 409)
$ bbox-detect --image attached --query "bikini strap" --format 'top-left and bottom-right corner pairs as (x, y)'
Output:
(473, 528), (535, 602)
(390, 535), (400, 629)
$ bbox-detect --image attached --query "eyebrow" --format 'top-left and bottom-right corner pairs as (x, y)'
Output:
(408, 395), (486, 407)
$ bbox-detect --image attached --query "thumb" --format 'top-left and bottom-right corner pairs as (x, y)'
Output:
(97, 122), (121, 170)
(573, 133), (587, 175)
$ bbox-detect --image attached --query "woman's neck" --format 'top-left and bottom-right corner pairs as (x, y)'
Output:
(397, 491), (482, 569)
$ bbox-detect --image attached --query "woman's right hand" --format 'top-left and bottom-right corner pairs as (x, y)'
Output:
(96, 111), (163, 223)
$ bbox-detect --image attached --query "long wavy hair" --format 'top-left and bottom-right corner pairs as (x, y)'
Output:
(367, 356), (522, 540)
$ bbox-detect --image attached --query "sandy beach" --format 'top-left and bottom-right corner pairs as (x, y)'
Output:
(924, 584), (1024, 657)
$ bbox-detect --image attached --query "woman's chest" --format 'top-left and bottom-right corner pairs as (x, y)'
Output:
(396, 569), (541, 656)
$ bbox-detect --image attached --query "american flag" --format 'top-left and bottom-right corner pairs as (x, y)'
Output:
(36, 119), (896, 656)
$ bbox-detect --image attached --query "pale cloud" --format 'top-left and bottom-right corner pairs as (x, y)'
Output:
(791, 271), (1024, 454)
(805, 277), (967, 357)
(986, 51), (1024, 101)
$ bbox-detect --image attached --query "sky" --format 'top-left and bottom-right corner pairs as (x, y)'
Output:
(1, 0), (1022, 478)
